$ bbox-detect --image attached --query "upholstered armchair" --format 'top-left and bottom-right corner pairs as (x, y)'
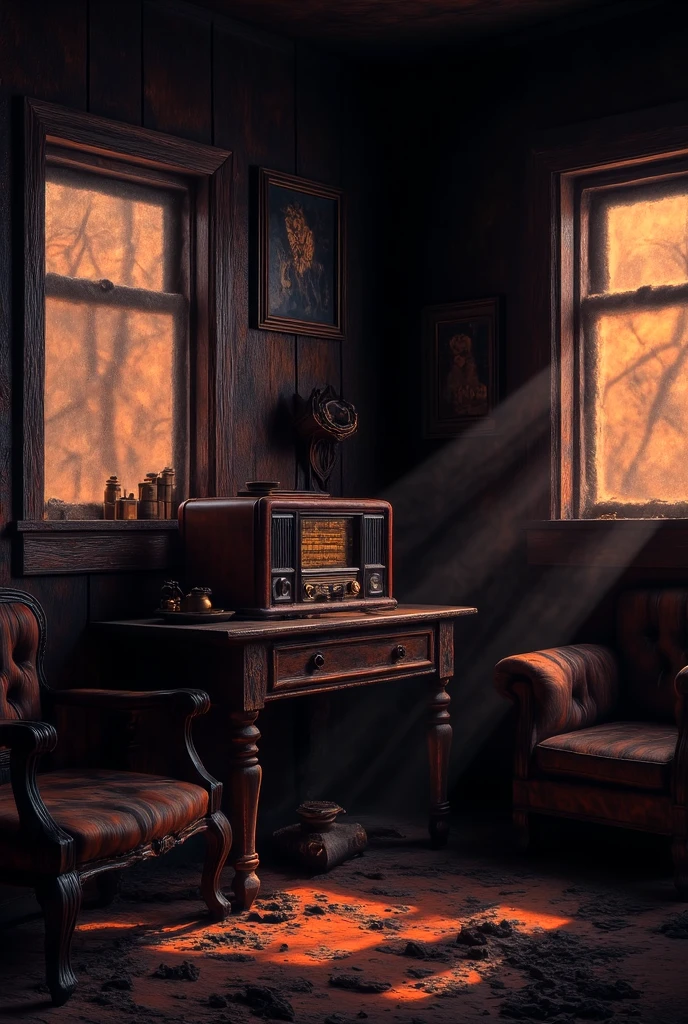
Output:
(0, 588), (232, 1005)
(494, 589), (688, 897)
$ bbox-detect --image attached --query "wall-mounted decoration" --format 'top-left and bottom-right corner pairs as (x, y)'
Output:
(294, 385), (358, 490)
(257, 168), (343, 338)
(422, 297), (500, 437)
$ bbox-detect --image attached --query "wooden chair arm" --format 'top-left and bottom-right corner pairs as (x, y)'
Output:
(50, 688), (210, 715)
(0, 721), (75, 874)
(0, 719), (57, 754)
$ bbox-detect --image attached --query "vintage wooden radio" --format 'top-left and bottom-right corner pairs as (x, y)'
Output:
(178, 484), (395, 618)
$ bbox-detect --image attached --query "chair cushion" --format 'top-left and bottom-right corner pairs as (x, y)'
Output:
(535, 722), (677, 791)
(0, 769), (208, 871)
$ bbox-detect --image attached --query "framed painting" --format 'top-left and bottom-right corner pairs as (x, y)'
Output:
(257, 168), (343, 338)
(422, 298), (500, 437)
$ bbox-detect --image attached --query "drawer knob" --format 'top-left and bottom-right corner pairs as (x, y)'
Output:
(311, 652), (326, 670)
(393, 644), (407, 660)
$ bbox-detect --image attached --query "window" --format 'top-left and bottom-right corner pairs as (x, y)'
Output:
(19, 100), (230, 574)
(564, 159), (688, 519)
(44, 160), (188, 519)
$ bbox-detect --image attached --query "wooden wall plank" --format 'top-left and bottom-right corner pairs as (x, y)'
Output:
(213, 26), (297, 495)
(295, 45), (342, 186)
(0, 98), (12, 585)
(143, 0), (212, 143)
(295, 45), (343, 494)
(89, 0), (143, 124)
(340, 66), (378, 498)
(295, 337), (342, 494)
(89, 572), (166, 622)
(0, 0), (88, 106)
(0, 3), (89, 689)
(20, 576), (89, 689)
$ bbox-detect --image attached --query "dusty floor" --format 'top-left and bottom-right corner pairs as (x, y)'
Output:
(1, 816), (687, 1023)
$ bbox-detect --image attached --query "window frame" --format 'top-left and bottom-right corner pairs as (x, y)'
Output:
(522, 104), (688, 567)
(44, 152), (191, 518)
(17, 98), (231, 574)
(564, 157), (688, 520)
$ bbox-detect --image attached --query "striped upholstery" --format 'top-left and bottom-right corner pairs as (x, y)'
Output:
(536, 722), (678, 791)
(0, 769), (209, 870)
(494, 644), (619, 744)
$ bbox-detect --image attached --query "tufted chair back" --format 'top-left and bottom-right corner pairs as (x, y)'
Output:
(616, 589), (688, 722)
(0, 590), (46, 779)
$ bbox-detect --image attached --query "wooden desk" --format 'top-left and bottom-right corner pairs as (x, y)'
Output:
(94, 604), (476, 909)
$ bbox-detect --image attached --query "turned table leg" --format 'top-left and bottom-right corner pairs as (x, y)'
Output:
(228, 709), (262, 910)
(428, 676), (452, 848)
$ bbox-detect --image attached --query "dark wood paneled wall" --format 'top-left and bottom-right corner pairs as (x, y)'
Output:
(371, 2), (688, 808)
(0, 0), (379, 691)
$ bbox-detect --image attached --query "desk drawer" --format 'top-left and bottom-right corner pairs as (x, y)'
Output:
(271, 629), (435, 692)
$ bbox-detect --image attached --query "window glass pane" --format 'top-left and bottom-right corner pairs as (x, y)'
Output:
(599, 188), (688, 293)
(44, 299), (185, 514)
(585, 305), (688, 509)
(46, 166), (179, 292)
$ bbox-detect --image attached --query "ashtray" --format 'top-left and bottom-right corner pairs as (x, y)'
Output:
(153, 608), (236, 624)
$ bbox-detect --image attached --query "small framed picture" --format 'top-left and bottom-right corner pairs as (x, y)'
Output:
(257, 168), (343, 338)
(422, 298), (500, 437)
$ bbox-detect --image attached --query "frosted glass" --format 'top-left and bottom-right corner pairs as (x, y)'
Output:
(44, 298), (179, 507)
(604, 193), (688, 293)
(589, 305), (688, 506)
(46, 169), (173, 291)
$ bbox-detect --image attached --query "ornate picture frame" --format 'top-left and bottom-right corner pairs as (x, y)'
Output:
(257, 168), (343, 338)
(422, 298), (500, 437)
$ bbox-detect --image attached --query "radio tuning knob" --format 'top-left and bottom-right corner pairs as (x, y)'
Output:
(350, 580), (361, 596)
(273, 577), (291, 599)
(368, 572), (383, 594)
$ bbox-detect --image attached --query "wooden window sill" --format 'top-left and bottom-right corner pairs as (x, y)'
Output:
(13, 520), (180, 575)
(527, 519), (688, 568)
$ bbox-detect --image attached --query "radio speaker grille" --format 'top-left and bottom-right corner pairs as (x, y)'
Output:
(363, 515), (385, 566)
(272, 514), (294, 570)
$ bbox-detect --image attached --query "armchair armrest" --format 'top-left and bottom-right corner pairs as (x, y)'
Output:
(495, 643), (620, 749)
(50, 687), (221, 810)
(0, 721), (74, 874)
(50, 688), (210, 715)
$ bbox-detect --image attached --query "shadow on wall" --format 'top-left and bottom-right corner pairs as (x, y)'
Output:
(299, 368), (661, 816)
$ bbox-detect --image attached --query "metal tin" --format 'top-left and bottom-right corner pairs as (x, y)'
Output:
(103, 475), (121, 520)
(138, 476), (159, 520)
(181, 587), (213, 613)
(116, 493), (138, 520)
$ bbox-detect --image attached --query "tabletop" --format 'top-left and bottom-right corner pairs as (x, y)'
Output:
(93, 603), (477, 644)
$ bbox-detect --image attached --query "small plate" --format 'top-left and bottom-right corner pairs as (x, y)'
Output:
(153, 608), (236, 624)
